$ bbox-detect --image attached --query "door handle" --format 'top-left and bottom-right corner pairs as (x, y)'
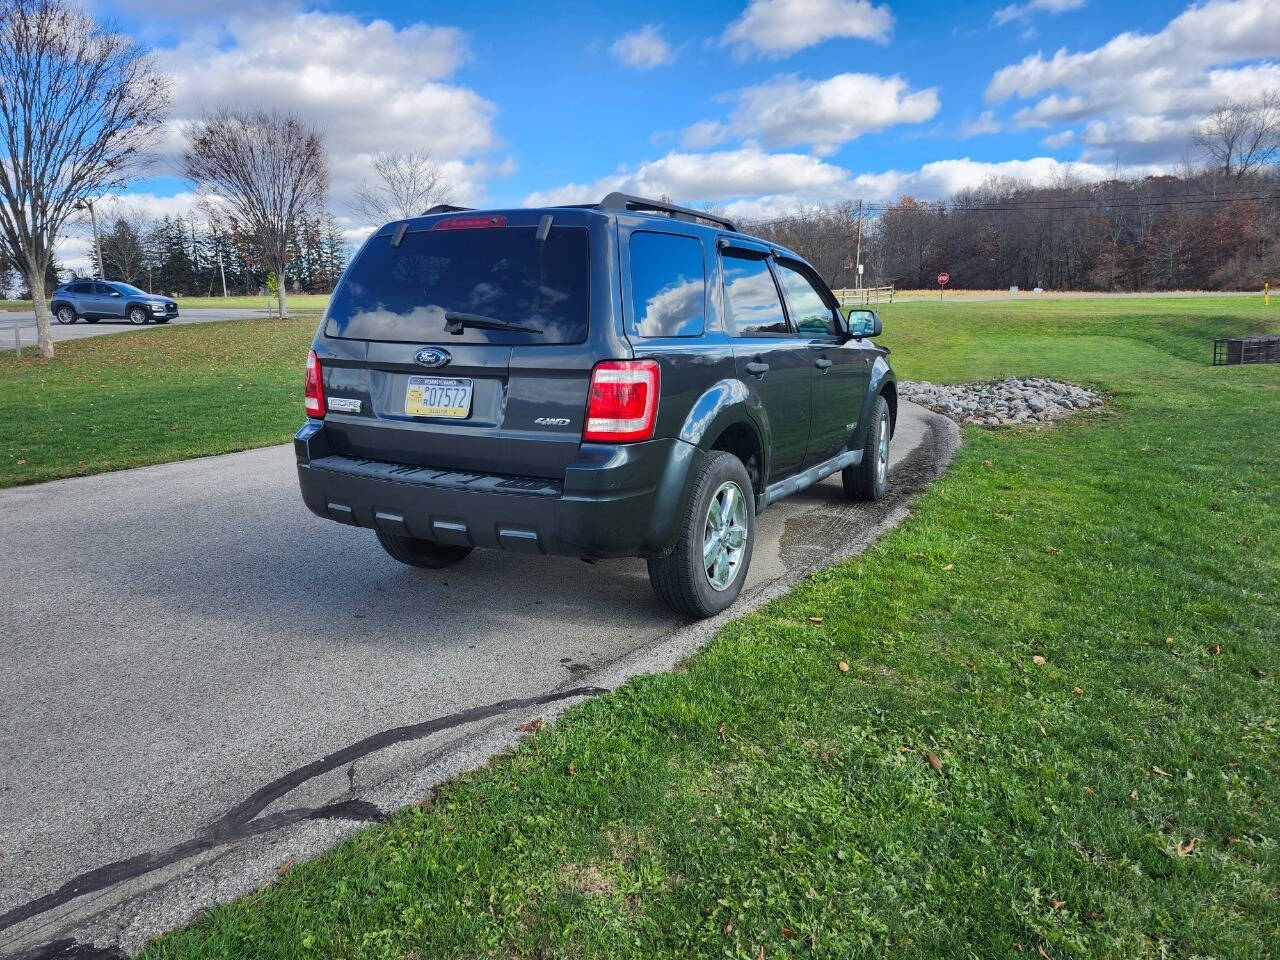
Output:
(744, 360), (769, 376)
(814, 358), (832, 371)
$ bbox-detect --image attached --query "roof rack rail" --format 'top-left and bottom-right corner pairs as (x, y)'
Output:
(422, 204), (474, 215)
(597, 192), (737, 233)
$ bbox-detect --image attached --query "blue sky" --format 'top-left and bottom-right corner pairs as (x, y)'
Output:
(66, 0), (1280, 264)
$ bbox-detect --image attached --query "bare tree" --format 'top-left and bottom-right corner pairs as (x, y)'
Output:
(91, 202), (153, 285)
(184, 108), (328, 319)
(1195, 91), (1280, 181)
(351, 151), (453, 226)
(0, 0), (168, 357)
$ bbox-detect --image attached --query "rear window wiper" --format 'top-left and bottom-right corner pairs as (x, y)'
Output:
(443, 311), (543, 335)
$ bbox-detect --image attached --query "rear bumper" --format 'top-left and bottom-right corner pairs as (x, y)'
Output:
(294, 420), (703, 559)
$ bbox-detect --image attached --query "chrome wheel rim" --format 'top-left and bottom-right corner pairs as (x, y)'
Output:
(703, 480), (748, 591)
(130, 308), (146, 324)
(56, 308), (73, 324)
(875, 412), (889, 486)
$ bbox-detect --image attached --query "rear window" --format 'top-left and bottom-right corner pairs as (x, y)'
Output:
(325, 224), (589, 344)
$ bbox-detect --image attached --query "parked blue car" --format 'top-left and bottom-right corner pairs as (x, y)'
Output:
(50, 280), (179, 325)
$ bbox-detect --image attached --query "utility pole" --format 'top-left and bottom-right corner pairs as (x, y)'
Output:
(218, 247), (228, 298)
(854, 199), (863, 292)
(75, 199), (103, 279)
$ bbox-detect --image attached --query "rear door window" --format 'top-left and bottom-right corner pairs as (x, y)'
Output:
(627, 232), (705, 338)
(722, 254), (789, 336)
(326, 224), (589, 344)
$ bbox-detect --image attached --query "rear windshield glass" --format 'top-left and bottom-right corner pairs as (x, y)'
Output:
(325, 225), (589, 344)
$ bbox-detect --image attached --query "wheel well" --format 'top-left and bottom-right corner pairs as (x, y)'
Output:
(881, 380), (898, 435)
(709, 421), (762, 493)
(126, 301), (148, 314)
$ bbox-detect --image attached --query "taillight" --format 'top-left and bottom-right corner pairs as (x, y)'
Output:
(583, 360), (660, 443)
(304, 349), (325, 418)
(432, 215), (507, 230)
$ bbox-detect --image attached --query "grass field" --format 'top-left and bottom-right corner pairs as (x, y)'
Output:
(0, 313), (319, 487)
(125, 297), (1279, 959)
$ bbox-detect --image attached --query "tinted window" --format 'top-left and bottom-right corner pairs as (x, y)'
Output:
(94, 283), (117, 296)
(67, 283), (92, 294)
(628, 232), (705, 338)
(775, 262), (838, 336)
(722, 254), (788, 336)
(325, 225), (589, 344)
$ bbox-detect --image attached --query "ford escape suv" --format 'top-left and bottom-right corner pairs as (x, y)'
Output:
(296, 194), (896, 617)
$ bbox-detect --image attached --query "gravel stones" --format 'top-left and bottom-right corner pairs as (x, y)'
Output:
(900, 377), (1102, 427)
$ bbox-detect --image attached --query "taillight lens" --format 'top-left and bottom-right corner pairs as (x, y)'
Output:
(583, 360), (660, 443)
(304, 349), (325, 418)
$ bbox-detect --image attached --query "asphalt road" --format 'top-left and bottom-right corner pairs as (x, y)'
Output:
(0, 308), (266, 352)
(0, 403), (954, 956)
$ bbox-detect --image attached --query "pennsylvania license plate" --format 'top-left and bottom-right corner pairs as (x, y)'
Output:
(405, 376), (473, 419)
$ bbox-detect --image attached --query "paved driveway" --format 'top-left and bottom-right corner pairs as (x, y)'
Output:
(0, 403), (955, 956)
(0, 308), (266, 352)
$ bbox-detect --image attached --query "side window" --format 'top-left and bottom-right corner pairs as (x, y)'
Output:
(628, 232), (705, 338)
(722, 254), (789, 336)
(95, 283), (116, 296)
(775, 262), (838, 336)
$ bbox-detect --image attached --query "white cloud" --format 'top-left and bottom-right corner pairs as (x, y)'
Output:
(992, 0), (1086, 27)
(153, 12), (503, 215)
(719, 0), (893, 59)
(959, 110), (1002, 138)
(610, 24), (675, 69)
(986, 0), (1280, 162)
(679, 73), (938, 157)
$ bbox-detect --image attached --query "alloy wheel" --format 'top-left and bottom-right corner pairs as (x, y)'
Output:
(703, 480), (748, 591)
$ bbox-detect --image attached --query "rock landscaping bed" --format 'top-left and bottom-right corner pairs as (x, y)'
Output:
(900, 377), (1102, 426)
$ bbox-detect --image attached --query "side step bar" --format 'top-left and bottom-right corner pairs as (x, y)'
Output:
(758, 449), (863, 511)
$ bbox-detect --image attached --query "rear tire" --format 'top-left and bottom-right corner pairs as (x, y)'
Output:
(376, 529), (473, 569)
(842, 394), (891, 501)
(55, 305), (76, 325)
(648, 450), (755, 618)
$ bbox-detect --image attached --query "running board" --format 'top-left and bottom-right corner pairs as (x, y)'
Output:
(758, 449), (862, 510)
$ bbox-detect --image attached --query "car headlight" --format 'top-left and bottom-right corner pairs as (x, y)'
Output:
(150, 303), (166, 311)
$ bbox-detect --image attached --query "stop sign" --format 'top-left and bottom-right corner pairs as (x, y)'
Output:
(938, 272), (950, 285)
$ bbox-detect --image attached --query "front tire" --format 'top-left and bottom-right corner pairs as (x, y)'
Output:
(648, 451), (755, 618)
(55, 305), (76, 325)
(128, 306), (149, 325)
(842, 394), (891, 501)
(376, 529), (473, 569)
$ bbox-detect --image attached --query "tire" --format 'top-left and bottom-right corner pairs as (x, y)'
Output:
(128, 306), (149, 325)
(648, 450), (755, 618)
(54, 305), (76, 325)
(375, 529), (473, 569)
(842, 394), (891, 501)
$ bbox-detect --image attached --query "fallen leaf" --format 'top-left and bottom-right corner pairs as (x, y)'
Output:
(1073, 686), (1083, 694)
(1014, 942), (1023, 952)
(1039, 725), (1048, 737)
(982, 460), (994, 468)
(1043, 546), (1060, 555)
(942, 563), (954, 571)
(1178, 837), (1198, 856)
(568, 762), (576, 776)
(1130, 789), (1139, 799)
(1227, 836), (1239, 846)
(808, 615), (824, 624)
(717, 722), (727, 743)
(927, 751), (943, 772)
(1032, 655), (1046, 665)
(1165, 637), (1174, 645)
(724, 922), (734, 934)
(781, 927), (798, 939)
(1038, 944), (1052, 960)
(1050, 898), (1066, 910)
(1211, 644), (1221, 655)
(1152, 765), (1173, 779)
(1083, 787), (1096, 798)
(838, 661), (849, 673)
(277, 857), (295, 877)
(757, 947), (765, 960)
(898, 745), (916, 753)
(517, 717), (544, 734)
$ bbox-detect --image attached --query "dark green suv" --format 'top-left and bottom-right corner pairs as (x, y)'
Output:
(296, 194), (896, 617)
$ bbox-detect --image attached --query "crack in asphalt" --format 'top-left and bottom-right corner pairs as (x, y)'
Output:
(0, 686), (606, 947)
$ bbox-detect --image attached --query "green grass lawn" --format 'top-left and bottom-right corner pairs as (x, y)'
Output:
(0, 314), (318, 487)
(137, 297), (1277, 959)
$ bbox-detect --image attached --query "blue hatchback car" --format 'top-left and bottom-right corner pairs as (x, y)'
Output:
(50, 281), (179, 325)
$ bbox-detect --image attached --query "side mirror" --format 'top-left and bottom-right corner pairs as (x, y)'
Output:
(110, 291), (121, 297)
(847, 309), (881, 339)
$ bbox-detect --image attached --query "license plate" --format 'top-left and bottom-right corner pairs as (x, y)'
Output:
(405, 376), (473, 419)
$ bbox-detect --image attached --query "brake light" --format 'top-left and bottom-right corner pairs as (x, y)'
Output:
(304, 349), (325, 418)
(583, 360), (660, 443)
(432, 215), (507, 230)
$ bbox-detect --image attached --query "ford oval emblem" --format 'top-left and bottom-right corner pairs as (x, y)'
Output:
(414, 347), (451, 368)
